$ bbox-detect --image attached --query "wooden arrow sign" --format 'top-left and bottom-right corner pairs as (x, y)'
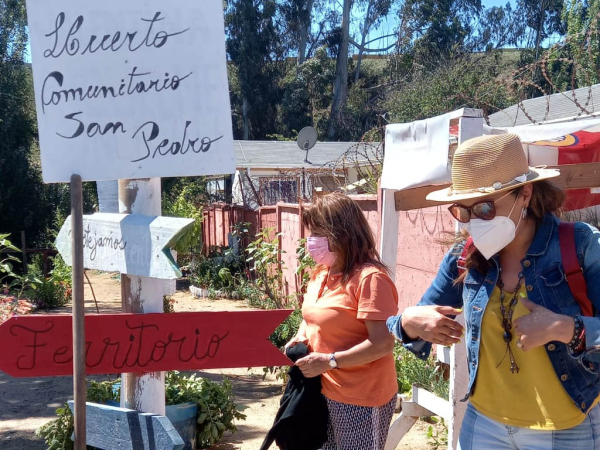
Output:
(55, 213), (194, 279)
(67, 401), (184, 450)
(0, 310), (292, 378)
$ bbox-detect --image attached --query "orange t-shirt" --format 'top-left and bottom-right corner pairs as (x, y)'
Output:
(302, 265), (399, 407)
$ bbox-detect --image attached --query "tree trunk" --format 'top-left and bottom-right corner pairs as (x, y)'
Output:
(355, 0), (374, 82)
(297, 0), (315, 66)
(327, 0), (352, 140)
(534, 0), (546, 61)
(242, 97), (250, 140)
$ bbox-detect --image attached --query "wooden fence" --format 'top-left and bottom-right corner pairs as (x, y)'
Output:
(201, 195), (380, 296)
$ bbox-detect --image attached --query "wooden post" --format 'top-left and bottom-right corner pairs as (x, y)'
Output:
(118, 178), (166, 415)
(379, 188), (399, 283)
(20, 231), (27, 274)
(70, 174), (86, 450)
(447, 115), (484, 450)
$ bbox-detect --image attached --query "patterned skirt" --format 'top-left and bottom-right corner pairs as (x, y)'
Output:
(321, 395), (396, 450)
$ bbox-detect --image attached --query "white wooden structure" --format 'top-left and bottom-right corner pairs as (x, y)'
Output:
(381, 108), (482, 450)
(381, 108), (600, 450)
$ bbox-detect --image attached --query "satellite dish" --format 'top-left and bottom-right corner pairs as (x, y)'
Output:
(297, 126), (318, 163)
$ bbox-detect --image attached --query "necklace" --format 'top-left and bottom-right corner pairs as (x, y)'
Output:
(496, 270), (524, 374)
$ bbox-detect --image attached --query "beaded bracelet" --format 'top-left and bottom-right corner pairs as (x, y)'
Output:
(568, 316), (586, 354)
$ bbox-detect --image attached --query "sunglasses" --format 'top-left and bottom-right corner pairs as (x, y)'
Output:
(448, 191), (513, 223)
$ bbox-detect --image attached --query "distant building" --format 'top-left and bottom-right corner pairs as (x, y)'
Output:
(206, 140), (380, 209)
(488, 84), (600, 127)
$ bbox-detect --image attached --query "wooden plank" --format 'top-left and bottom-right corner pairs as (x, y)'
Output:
(448, 315), (468, 450)
(401, 401), (435, 418)
(67, 401), (184, 450)
(20, 231), (27, 273)
(436, 345), (451, 365)
(55, 213), (194, 279)
(412, 387), (452, 420)
(379, 188), (400, 283)
(395, 162), (600, 211)
(0, 310), (292, 378)
(71, 174), (86, 450)
(384, 414), (418, 450)
(552, 162), (600, 190)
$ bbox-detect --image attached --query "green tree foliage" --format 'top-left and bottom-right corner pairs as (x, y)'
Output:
(383, 53), (516, 124)
(0, 1), (97, 248)
(561, 0), (600, 86)
(0, 0), (45, 245)
(226, 0), (289, 140)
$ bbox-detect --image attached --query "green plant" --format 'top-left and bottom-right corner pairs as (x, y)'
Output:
(246, 228), (287, 308)
(33, 278), (71, 310)
(162, 184), (204, 256)
(0, 234), (42, 298)
(35, 403), (77, 450)
(394, 345), (449, 400)
(37, 374), (245, 450)
(270, 308), (303, 349)
(295, 238), (315, 295)
(165, 372), (246, 449)
(50, 255), (72, 284)
(164, 295), (176, 313)
(426, 419), (448, 449)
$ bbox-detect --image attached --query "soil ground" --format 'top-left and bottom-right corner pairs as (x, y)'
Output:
(0, 272), (441, 450)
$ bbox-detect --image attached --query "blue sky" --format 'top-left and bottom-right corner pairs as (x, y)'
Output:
(24, 0), (517, 64)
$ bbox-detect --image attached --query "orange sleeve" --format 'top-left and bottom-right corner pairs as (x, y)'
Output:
(356, 272), (399, 320)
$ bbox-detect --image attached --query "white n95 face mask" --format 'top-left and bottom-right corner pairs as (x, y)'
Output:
(461, 195), (524, 260)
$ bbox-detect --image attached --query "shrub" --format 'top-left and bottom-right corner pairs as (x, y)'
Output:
(394, 344), (449, 400)
(164, 295), (176, 313)
(165, 372), (246, 448)
(32, 278), (71, 310)
(36, 374), (246, 450)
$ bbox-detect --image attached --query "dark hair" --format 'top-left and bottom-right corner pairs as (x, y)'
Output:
(301, 192), (388, 284)
(456, 180), (566, 283)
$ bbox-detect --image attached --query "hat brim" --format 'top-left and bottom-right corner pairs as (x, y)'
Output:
(426, 167), (561, 203)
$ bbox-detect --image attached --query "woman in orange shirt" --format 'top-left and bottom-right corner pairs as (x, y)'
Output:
(285, 192), (399, 450)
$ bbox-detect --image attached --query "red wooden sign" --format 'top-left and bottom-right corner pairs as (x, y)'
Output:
(0, 311), (292, 378)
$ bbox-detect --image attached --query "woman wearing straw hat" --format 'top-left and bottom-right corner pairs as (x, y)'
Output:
(387, 133), (600, 449)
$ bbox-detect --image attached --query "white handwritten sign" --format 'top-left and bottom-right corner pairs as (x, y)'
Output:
(25, 0), (235, 183)
(55, 213), (194, 279)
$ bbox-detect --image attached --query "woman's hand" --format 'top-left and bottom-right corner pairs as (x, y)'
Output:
(513, 298), (575, 351)
(283, 334), (308, 353)
(295, 352), (330, 378)
(401, 305), (464, 345)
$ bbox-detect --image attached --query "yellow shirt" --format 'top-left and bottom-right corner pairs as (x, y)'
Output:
(470, 285), (596, 430)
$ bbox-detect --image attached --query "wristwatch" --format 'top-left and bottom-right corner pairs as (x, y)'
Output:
(328, 353), (338, 369)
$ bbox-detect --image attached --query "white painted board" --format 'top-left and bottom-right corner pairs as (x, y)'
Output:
(381, 112), (451, 190)
(26, 0), (235, 183)
(55, 213), (193, 279)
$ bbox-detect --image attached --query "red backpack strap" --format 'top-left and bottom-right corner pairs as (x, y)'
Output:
(457, 237), (474, 277)
(559, 222), (594, 317)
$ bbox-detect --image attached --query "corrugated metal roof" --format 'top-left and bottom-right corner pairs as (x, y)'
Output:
(233, 140), (378, 169)
(488, 84), (600, 127)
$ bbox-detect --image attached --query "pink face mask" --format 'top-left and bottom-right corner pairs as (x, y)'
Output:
(306, 236), (337, 267)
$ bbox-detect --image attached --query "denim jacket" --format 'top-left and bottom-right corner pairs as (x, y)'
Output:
(387, 213), (600, 413)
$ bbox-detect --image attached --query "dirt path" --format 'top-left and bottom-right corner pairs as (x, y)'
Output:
(0, 272), (437, 450)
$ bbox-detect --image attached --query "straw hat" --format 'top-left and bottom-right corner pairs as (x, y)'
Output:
(427, 134), (560, 202)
